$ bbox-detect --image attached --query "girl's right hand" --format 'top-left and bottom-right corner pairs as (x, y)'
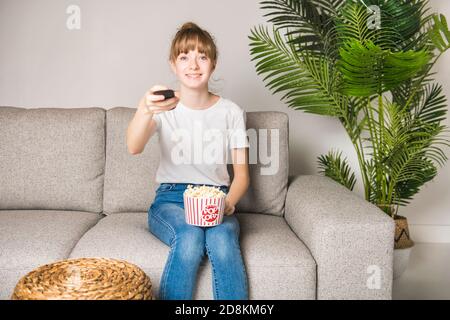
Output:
(138, 85), (180, 115)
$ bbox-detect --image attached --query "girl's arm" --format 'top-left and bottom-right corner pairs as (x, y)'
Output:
(127, 86), (179, 155)
(127, 104), (157, 155)
(224, 148), (250, 215)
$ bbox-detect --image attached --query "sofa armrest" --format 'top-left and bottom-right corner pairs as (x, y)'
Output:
(284, 175), (395, 299)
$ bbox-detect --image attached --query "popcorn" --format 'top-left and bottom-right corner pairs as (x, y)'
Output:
(183, 185), (226, 227)
(184, 184), (226, 199)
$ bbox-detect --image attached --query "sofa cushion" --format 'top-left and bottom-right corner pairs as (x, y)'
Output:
(68, 212), (316, 299)
(103, 108), (160, 214)
(103, 108), (289, 216)
(228, 111), (289, 216)
(0, 107), (105, 213)
(0, 210), (102, 300)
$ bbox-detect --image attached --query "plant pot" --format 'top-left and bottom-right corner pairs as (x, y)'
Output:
(394, 215), (415, 249)
(393, 215), (415, 279)
(393, 246), (413, 279)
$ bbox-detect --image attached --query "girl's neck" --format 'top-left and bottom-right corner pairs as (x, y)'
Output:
(179, 87), (217, 110)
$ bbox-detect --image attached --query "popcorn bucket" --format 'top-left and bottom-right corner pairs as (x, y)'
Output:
(183, 193), (226, 227)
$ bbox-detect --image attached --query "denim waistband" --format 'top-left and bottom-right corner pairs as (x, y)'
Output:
(157, 183), (229, 192)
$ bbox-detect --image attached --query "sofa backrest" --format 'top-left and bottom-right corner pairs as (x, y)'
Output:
(0, 107), (105, 213)
(102, 108), (160, 214)
(229, 111), (289, 216)
(103, 108), (289, 216)
(0, 106), (289, 216)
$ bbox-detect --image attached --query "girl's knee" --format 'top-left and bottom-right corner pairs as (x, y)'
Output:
(175, 227), (206, 262)
(205, 221), (241, 260)
(209, 218), (240, 240)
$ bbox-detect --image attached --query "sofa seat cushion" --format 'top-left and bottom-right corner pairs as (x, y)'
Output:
(0, 210), (103, 300)
(68, 212), (316, 299)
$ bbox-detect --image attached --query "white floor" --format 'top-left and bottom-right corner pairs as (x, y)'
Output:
(393, 243), (450, 300)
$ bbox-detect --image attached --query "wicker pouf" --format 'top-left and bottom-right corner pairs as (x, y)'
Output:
(11, 258), (153, 300)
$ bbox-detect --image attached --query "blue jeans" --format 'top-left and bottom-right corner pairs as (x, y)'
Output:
(148, 183), (249, 300)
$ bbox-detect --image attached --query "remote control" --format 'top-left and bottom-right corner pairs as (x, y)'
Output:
(153, 89), (175, 100)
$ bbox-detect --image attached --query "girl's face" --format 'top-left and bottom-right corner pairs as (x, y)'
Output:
(170, 49), (215, 90)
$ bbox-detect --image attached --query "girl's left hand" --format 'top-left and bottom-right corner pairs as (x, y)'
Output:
(224, 198), (235, 216)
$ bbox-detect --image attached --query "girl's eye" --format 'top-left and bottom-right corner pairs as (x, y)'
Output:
(178, 55), (207, 61)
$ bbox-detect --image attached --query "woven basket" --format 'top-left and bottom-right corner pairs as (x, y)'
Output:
(394, 215), (414, 250)
(377, 204), (415, 250)
(11, 258), (153, 300)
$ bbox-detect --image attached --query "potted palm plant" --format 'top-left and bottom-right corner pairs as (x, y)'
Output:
(249, 0), (450, 279)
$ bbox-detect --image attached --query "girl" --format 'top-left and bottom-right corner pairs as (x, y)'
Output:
(126, 22), (250, 300)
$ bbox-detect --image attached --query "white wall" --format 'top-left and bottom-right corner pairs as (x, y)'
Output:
(1, 0), (449, 242)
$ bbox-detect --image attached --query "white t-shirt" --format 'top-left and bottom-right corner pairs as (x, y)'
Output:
(152, 96), (249, 187)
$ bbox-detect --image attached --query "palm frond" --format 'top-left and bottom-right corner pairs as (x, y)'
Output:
(394, 160), (436, 205)
(391, 68), (436, 108)
(335, 1), (396, 49)
(318, 150), (357, 190)
(370, 0), (425, 50)
(260, 0), (333, 54)
(429, 14), (450, 53)
(338, 39), (431, 96)
(259, 0), (349, 58)
(414, 83), (448, 125)
(374, 100), (449, 205)
(249, 25), (345, 116)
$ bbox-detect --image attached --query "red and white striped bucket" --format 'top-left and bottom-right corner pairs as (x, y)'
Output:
(183, 194), (226, 227)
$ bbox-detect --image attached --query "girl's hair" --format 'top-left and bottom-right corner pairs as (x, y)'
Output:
(169, 22), (218, 68)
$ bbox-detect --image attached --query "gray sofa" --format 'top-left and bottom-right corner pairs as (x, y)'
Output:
(0, 106), (394, 300)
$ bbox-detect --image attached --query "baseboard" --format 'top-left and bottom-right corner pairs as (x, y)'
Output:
(409, 224), (450, 243)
